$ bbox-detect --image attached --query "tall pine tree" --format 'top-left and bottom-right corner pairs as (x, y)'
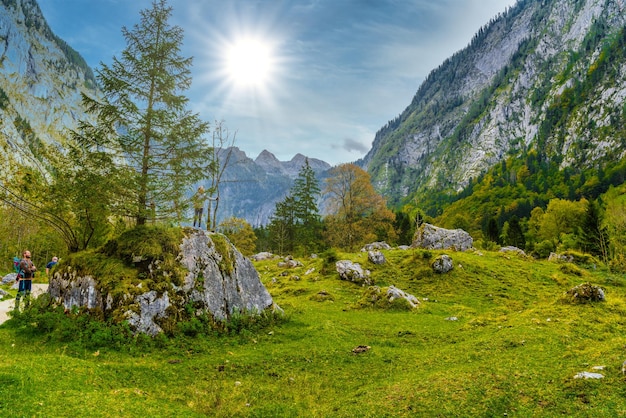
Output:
(268, 159), (322, 255)
(77, 0), (211, 225)
(292, 159), (322, 252)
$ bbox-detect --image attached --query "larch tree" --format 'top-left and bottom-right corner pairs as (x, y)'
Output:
(323, 163), (396, 251)
(218, 217), (257, 256)
(77, 0), (211, 225)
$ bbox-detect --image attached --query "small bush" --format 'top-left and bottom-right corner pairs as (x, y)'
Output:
(534, 240), (555, 259)
(309, 290), (334, 302)
(609, 253), (626, 273)
(320, 248), (339, 274)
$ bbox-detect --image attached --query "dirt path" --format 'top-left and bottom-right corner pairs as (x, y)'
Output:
(0, 284), (49, 325)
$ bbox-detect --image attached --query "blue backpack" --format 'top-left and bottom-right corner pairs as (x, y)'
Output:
(13, 257), (22, 280)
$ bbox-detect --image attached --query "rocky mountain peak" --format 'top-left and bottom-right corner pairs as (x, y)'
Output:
(361, 0), (626, 204)
(0, 0), (97, 169)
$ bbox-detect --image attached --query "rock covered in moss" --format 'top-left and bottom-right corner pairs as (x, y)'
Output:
(357, 285), (419, 310)
(432, 254), (454, 274)
(565, 282), (606, 303)
(49, 228), (279, 335)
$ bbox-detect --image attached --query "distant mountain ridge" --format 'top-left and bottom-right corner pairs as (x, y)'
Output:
(216, 147), (331, 226)
(0, 0), (331, 227)
(361, 0), (626, 205)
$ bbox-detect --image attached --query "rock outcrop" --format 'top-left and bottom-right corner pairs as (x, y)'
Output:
(336, 260), (372, 286)
(48, 229), (278, 335)
(412, 223), (473, 251)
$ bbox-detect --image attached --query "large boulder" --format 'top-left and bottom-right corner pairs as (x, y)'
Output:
(412, 223), (473, 251)
(2, 273), (17, 285)
(49, 229), (279, 335)
(336, 260), (372, 285)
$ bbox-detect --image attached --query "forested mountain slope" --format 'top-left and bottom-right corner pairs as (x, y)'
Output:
(361, 0), (626, 206)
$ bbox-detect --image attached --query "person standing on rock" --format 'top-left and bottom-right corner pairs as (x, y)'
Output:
(16, 250), (36, 307)
(192, 186), (206, 228)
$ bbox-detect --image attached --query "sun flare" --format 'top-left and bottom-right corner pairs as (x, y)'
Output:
(226, 38), (274, 87)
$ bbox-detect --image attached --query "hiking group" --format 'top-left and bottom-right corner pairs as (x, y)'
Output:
(14, 250), (36, 308)
(13, 251), (57, 308)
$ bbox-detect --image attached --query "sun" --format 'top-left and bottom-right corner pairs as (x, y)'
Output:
(226, 38), (274, 87)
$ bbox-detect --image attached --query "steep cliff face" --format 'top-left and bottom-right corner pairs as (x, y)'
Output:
(0, 0), (96, 171)
(362, 0), (626, 203)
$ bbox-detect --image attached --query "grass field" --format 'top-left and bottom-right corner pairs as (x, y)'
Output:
(1, 248), (625, 417)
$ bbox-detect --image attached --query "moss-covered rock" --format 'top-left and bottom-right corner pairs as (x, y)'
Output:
(49, 226), (279, 335)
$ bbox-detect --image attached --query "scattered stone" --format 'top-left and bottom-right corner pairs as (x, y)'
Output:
(277, 259), (303, 268)
(574, 372), (604, 379)
(445, 316), (458, 321)
(565, 282), (606, 303)
(432, 254), (454, 274)
(500, 246), (526, 256)
(250, 252), (275, 261)
(361, 242), (391, 252)
(386, 286), (420, 308)
(412, 223), (473, 251)
(548, 252), (574, 263)
(397, 245), (411, 250)
(305, 268), (315, 275)
(368, 250), (386, 265)
(336, 260), (372, 285)
(352, 345), (371, 354)
(591, 366), (605, 371)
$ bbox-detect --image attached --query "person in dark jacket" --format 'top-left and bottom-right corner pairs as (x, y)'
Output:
(16, 250), (36, 308)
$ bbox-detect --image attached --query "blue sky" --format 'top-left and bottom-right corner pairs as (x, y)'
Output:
(38, 0), (517, 165)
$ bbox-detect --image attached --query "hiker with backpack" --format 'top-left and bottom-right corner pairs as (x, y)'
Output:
(16, 250), (36, 308)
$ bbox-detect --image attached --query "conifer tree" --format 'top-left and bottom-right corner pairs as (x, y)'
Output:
(292, 159), (322, 251)
(268, 159), (322, 255)
(578, 199), (608, 261)
(77, 0), (210, 225)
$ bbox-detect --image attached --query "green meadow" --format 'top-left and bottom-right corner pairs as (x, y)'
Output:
(1, 248), (625, 417)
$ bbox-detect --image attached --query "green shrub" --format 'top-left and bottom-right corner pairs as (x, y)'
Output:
(559, 263), (584, 276)
(534, 240), (555, 258)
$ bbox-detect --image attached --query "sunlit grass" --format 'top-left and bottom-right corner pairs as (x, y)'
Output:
(1, 248), (625, 416)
